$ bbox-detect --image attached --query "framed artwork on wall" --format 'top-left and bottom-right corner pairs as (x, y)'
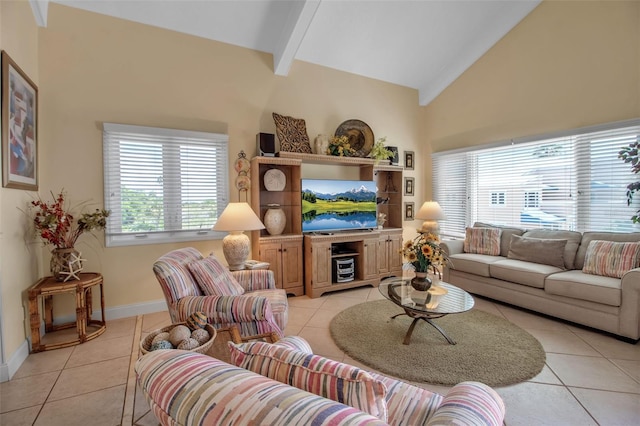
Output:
(404, 151), (414, 170)
(2, 50), (38, 190)
(404, 202), (415, 221)
(404, 177), (415, 196)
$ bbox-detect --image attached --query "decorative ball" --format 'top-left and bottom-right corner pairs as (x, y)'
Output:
(191, 328), (210, 345)
(150, 340), (173, 351)
(177, 338), (200, 350)
(168, 325), (192, 346)
(151, 332), (170, 346)
(186, 312), (208, 330)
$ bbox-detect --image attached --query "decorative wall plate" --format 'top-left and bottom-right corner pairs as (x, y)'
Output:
(264, 168), (286, 191)
(335, 119), (374, 158)
(234, 157), (250, 174)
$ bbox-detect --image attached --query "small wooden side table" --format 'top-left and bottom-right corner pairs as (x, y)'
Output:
(28, 272), (106, 352)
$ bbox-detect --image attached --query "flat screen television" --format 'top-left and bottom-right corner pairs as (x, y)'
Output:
(301, 179), (377, 233)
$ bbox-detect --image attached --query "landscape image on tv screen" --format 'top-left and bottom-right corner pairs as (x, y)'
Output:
(301, 179), (377, 233)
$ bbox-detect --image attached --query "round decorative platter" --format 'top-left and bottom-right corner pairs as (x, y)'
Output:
(264, 168), (286, 191)
(335, 119), (374, 157)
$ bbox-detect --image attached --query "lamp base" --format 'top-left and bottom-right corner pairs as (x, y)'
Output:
(222, 231), (250, 270)
(420, 221), (440, 236)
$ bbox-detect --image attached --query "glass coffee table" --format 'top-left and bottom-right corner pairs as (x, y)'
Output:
(379, 277), (475, 345)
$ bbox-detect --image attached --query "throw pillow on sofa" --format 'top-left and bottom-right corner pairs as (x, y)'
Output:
(464, 227), (502, 256)
(507, 235), (567, 269)
(187, 255), (245, 296)
(228, 340), (388, 421)
(582, 240), (640, 278)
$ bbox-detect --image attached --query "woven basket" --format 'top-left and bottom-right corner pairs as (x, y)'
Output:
(140, 322), (216, 355)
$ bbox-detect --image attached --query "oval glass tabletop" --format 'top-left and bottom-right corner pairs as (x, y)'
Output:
(379, 277), (475, 315)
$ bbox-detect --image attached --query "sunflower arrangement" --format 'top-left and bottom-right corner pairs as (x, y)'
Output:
(401, 232), (449, 273)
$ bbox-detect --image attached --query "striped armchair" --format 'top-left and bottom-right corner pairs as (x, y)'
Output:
(152, 247), (288, 337)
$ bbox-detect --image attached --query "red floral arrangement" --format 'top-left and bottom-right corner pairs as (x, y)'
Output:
(31, 191), (110, 249)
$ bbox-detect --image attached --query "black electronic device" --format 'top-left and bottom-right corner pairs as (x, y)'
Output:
(257, 133), (276, 157)
(333, 257), (355, 283)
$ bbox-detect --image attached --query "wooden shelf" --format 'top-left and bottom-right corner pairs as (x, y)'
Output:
(277, 151), (398, 168)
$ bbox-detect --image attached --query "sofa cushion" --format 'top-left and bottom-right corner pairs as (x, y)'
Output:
(507, 235), (567, 269)
(152, 247), (204, 304)
(575, 232), (640, 270)
(490, 259), (562, 289)
(449, 253), (504, 277)
(228, 340), (388, 421)
(545, 270), (621, 307)
(272, 335), (313, 353)
(474, 222), (526, 257)
(582, 240), (640, 279)
(521, 229), (582, 269)
(188, 255), (245, 296)
(464, 227), (502, 256)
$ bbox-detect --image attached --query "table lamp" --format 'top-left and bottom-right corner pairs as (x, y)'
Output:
(213, 202), (265, 270)
(416, 201), (446, 235)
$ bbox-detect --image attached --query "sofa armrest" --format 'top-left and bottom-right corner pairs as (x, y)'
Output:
(441, 239), (464, 256)
(426, 381), (505, 426)
(620, 267), (640, 340)
(231, 269), (276, 291)
(177, 293), (278, 321)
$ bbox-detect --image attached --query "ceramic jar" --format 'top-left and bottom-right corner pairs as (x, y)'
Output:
(264, 204), (286, 235)
(314, 134), (329, 155)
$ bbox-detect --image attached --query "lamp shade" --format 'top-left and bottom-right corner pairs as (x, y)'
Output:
(213, 202), (265, 232)
(416, 201), (446, 221)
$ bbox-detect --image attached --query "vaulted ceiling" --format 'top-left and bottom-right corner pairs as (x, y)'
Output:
(30, 0), (541, 106)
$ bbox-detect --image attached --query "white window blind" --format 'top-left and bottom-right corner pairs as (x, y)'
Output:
(433, 120), (640, 237)
(103, 123), (229, 247)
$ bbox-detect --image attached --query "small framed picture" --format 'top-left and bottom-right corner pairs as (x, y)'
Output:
(2, 51), (38, 190)
(404, 177), (415, 196)
(404, 151), (414, 170)
(404, 202), (415, 221)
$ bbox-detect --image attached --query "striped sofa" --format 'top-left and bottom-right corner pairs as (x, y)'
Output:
(153, 247), (288, 338)
(136, 337), (505, 426)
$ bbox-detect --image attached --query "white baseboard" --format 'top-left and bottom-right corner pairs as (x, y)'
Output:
(0, 340), (29, 382)
(0, 299), (168, 382)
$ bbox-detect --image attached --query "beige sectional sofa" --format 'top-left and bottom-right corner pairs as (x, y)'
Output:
(441, 224), (640, 341)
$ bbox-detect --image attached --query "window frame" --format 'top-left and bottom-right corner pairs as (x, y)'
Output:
(103, 123), (230, 247)
(432, 119), (640, 238)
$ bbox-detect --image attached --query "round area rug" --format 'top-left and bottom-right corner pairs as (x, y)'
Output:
(329, 300), (545, 387)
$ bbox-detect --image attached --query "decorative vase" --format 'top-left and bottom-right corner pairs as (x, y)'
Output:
(264, 205), (286, 235)
(50, 247), (83, 281)
(411, 272), (432, 291)
(314, 134), (329, 155)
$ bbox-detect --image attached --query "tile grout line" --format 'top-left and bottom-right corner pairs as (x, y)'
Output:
(121, 315), (143, 426)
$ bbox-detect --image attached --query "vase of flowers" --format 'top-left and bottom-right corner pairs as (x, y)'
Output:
(30, 190), (110, 281)
(327, 135), (356, 157)
(401, 232), (449, 291)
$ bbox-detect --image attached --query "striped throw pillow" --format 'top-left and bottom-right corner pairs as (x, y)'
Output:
(582, 240), (640, 278)
(463, 227), (502, 256)
(188, 255), (245, 296)
(228, 341), (388, 421)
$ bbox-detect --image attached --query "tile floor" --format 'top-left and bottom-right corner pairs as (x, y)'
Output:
(1, 287), (638, 425)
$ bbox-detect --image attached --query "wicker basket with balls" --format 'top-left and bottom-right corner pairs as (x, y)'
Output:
(140, 312), (216, 355)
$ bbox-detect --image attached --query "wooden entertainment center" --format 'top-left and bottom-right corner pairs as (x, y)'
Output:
(250, 153), (404, 298)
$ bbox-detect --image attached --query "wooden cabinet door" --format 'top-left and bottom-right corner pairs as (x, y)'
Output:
(312, 242), (332, 288)
(281, 240), (303, 290)
(377, 234), (390, 275)
(260, 242), (284, 289)
(362, 239), (379, 280)
(389, 231), (404, 274)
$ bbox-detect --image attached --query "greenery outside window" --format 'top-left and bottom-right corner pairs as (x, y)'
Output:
(103, 123), (229, 247)
(433, 119), (640, 238)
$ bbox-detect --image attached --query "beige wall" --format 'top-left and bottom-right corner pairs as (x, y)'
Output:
(0, 0), (42, 371)
(423, 0), (639, 170)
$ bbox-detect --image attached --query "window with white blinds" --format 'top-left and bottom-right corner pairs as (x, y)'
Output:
(103, 123), (229, 247)
(432, 120), (640, 238)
